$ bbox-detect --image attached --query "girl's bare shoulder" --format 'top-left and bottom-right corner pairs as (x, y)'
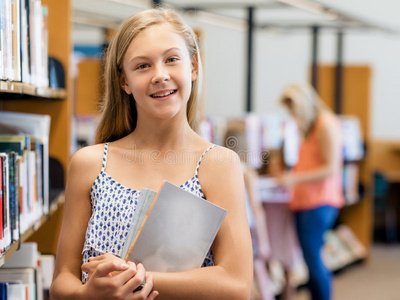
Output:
(69, 144), (106, 179)
(198, 145), (241, 176)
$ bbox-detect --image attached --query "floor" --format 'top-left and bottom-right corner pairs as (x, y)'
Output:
(294, 243), (400, 300)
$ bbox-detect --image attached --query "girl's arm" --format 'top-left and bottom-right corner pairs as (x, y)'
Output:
(279, 115), (342, 186)
(243, 165), (270, 261)
(149, 147), (253, 300)
(50, 146), (156, 300)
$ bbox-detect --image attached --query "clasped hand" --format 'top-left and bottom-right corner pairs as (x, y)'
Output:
(81, 253), (159, 300)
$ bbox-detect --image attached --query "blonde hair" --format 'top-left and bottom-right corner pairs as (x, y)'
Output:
(279, 82), (329, 135)
(95, 7), (203, 143)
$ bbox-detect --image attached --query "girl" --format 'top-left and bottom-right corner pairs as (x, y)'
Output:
(50, 7), (253, 300)
(277, 83), (344, 300)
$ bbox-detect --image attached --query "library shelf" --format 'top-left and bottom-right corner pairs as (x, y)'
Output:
(0, 81), (66, 100)
(0, 191), (65, 267)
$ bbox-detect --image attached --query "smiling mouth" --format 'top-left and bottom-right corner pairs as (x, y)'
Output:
(150, 90), (177, 98)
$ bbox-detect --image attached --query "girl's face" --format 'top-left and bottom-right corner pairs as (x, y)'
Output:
(121, 23), (197, 124)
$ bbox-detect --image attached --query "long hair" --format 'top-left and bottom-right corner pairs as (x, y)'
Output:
(279, 82), (329, 135)
(95, 7), (203, 143)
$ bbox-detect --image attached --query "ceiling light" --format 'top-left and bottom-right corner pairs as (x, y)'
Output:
(185, 10), (248, 31)
(109, 0), (150, 9)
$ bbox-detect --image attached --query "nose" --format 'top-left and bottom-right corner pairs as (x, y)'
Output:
(151, 64), (170, 84)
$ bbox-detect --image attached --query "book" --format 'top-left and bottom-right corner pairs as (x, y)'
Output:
(0, 282), (8, 300)
(0, 135), (29, 234)
(121, 181), (227, 272)
(0, 112), (50, 215)
(0, 153), (11, 251)
(0, 267), (36, 300)
(7, 282), (28, 300)
(0, 156), (3, 251)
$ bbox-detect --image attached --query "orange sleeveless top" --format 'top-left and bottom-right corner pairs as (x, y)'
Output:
(289, 114), (344, 211)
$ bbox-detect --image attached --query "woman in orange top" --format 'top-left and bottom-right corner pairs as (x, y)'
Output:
(278, 83), (344, 300)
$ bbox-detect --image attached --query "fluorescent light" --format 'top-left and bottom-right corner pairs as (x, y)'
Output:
(185, 10), (248, 31)
(73, 11), (121, 28)
(276, 0), (335, 19)
(109, 0), (150, 9)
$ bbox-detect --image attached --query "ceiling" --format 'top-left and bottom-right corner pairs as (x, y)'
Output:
(72, 0), (399, 47)
(72, 0), (398, 32)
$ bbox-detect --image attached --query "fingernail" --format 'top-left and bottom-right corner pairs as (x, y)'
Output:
(121, 262), (129, 268)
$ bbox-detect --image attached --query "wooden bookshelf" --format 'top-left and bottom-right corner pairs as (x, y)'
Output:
(0, 0), (71, 258)
(0, 193), (65, 267)
(0, 81), (66, 99)
(317, 64), (373, 255)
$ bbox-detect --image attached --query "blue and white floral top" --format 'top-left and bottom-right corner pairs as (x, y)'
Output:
(81, 142), (217, 283)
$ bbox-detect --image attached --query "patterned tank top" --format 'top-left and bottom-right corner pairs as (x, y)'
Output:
(81, 143), (217, 283)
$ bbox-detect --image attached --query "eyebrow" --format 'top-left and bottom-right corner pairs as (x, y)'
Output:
(129, 47), (181, 65)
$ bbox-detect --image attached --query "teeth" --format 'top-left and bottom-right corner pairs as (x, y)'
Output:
(152, 90), (174, 98)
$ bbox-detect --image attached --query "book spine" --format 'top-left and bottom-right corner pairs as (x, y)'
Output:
(9, 152), (19, 241)
(20, 0), (30, 84)
(1, 153), (11, 249)
(0, 0), (3, 80)
(11, 0), (21, 82)
(0, 156), (4, 252)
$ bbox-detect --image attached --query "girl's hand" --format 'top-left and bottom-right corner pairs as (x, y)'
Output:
(80, 254), (159, 299)
(82, 253), (128, 280)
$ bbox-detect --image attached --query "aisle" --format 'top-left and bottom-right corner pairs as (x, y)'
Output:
(294, 244), (400, 300)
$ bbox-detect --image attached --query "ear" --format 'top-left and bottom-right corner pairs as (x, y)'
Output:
(191, 54), (199, 82)
(120, 74), (132, 95)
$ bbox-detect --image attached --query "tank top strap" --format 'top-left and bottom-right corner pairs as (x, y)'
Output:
(101, 142), (109, 172)
(194, 144), (218, 177)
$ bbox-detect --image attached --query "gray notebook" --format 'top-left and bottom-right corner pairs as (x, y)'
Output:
(121, 181), (227, 272)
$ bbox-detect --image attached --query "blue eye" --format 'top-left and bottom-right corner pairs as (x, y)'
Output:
(167, 57), (178, 63)
(136, 64), (149, 70)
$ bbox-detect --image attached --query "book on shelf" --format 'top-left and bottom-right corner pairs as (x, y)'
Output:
(340, 115), (364, 162)
(12, 0), (22, 82)
(0, 111), (50, 216)
(0, 135), (30, 240)
(0, 156), (3, 251)
(121, 181), (227, 272)
(21, 0), (31, 84)
(0, 267), (36, 300)
(0, 0), (48, 86)
(0, 282), (8, 300)
(0, 153), (11, 252)
(1, 242), (44, 300)
(1, 0), (13, 80)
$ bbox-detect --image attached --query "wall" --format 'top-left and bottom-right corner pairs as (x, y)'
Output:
(72, 0), (400, 139)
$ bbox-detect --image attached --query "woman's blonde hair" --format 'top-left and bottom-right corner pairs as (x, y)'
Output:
(95, 7), (203, 143)
(279, 82), (329, 135)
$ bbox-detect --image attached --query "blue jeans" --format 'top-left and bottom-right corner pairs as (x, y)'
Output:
(295, 205), (339, 300)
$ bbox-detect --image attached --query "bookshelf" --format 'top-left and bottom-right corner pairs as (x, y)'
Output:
(0, 81), (66, 99)
(0, 0), (71, 259)
(0, 193), (64, 267)
(317, 64), (373, 255)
